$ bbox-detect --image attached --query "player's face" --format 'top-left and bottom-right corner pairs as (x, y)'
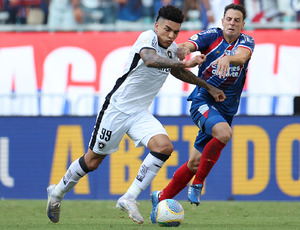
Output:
(222, 9), (245, 43)
(155, 19), (181, 48)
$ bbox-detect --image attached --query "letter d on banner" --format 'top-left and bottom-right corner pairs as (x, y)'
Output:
(232, 125), (270, 195)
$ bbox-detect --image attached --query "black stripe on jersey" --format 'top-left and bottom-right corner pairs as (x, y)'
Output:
(89, 53), (141, 150)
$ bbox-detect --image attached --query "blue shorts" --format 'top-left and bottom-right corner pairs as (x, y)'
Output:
(190, 99), (233, 152)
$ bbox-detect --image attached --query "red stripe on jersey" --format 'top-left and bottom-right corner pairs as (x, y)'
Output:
(203, 37), (223, 55)
(203, 109), (209, 118)
(202, 67), (213, 81)
(188, 41), (198, 50)
(238, 45), (253, 55)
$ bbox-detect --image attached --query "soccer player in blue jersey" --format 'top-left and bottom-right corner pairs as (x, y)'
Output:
(151, 3), (255, 222)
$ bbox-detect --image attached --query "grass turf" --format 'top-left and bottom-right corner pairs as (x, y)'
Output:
(0, 200), (299, 229)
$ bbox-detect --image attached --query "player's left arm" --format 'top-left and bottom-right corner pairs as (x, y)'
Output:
(171, 68), (226, 102)
(227, 46), (252, 66)
(213, 47), (252, 78)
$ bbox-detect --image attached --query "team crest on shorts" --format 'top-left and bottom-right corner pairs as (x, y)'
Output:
(98, 142), (106, 150)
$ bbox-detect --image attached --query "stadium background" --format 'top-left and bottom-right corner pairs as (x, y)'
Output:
(0, 29), (299, 201)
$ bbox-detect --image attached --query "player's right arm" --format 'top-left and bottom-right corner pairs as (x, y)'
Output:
(140, 48), (203, 68)
(171, 68), (226, 102)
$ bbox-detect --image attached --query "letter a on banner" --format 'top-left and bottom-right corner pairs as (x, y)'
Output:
(49, 125), (90, 194)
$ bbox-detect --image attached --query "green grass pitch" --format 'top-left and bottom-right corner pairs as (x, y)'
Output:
(0, 200), (300, 229)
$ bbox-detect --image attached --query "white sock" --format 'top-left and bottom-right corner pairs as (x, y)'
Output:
(123, 183), (142, 201)
(123, 152), (166, 200)
(53, 158), (87, 199)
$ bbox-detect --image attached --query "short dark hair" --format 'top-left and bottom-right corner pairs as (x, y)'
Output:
(156, 5), (184, 23)
(224, 3), (247, 21)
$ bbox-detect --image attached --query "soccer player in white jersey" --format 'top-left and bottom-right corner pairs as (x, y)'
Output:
(46, 5), (226, 224)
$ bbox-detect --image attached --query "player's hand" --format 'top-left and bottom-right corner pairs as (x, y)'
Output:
(207, 85), (226, 102)
(184, 54), (206, 68)
(212, 56), (230, 78)
(177, 45), (190, 61)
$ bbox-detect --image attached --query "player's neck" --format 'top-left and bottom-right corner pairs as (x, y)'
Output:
(158, 41), (168, 49)
(223, 35), (238, 45)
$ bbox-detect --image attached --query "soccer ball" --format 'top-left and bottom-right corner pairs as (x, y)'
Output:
(153, 199), (184, 227)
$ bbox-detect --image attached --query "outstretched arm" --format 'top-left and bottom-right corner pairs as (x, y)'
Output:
(213, 47), (252, 78)
(171, 68), (226, 102)
(140, 48), (204, 69)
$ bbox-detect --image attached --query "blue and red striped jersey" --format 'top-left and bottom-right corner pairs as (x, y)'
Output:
(187, 27), (255, 115)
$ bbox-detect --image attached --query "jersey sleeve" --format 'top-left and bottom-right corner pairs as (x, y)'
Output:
(134, 30), (157, 54)
(188, 28), (219, 51)
(238, 33), (255, 54)
(170, 42), (179, 61)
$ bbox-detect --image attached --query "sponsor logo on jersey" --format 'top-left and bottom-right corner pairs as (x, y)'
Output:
(158, 67), (171, 73)
(211, 64), (241, 77)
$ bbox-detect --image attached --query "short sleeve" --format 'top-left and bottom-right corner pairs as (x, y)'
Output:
(134, 30), (157, 53)
(238, 33), (255, 54)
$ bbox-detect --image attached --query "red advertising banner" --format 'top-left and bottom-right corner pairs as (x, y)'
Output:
(0, 30), (299, 115)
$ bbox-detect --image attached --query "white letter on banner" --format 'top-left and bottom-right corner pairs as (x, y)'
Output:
(0, 46), (38, 115)
(99, 46), (130, 106)
(0, 137), (14, 187)
(42, 47), (97, 115)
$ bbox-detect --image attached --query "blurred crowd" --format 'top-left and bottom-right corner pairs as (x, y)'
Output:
(0, 0), (299, 28)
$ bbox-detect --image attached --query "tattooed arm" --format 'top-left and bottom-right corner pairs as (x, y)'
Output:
(140, 48), (225, 102)
(140, 48), (204, 68)
(171, 68), (226, 102)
